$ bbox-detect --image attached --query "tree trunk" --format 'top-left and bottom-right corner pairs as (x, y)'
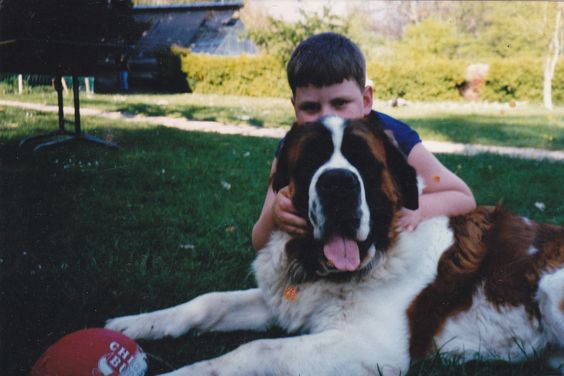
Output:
(544, 6), (562, 110)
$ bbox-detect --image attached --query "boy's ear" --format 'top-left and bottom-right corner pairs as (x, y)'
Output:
(381, 135), (419, 210)
(362, 85), (373, 116)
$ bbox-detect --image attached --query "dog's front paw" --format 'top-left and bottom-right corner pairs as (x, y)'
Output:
(106, 313), (167, 340)
(106, 306), (195, 340)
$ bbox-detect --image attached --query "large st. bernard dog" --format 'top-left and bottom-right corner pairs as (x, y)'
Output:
(107, 116), (564, 375)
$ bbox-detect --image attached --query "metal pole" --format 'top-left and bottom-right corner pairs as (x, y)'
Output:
(55, 74), (65, 131)
(72, 74), (81, 136)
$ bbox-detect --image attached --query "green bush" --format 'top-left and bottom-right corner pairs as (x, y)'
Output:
(180, 52), (563, 103)
(367, 58), (466, 101)
(482, 58), (564, 102)
(555, 62), (564, 103)
(180, 53), (289, 98)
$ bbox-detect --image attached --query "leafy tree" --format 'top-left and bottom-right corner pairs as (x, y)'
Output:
(245, 6), (350, 65)
(370, 1), (458, 40)
(476, 2), (551, 59)
(368, 1), (560, 62)
(340, 9), (389, 62)
(393, 17), (468, 60)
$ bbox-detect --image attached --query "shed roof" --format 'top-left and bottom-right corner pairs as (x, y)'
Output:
(134, 1), (243, 12)
(132, 1), (255, 55)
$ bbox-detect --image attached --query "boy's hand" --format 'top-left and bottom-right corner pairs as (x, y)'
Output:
(272, 186), (308, 236)
(396, 207), (422, 232)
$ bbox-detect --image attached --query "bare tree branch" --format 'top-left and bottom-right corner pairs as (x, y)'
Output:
(543, 4), (562, 110)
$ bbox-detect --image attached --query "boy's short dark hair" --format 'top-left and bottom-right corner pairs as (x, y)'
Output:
(286, 32), (366, 95)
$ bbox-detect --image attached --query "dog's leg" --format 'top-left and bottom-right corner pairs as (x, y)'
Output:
(537, 268), (564, 375)
(157, 330), (407, 376)
(105, 288), (273, 340)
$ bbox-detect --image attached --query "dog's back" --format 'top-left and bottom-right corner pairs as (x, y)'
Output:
(408, 206), (564, 362)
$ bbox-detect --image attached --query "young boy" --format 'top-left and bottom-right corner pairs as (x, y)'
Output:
(252, 32), (476, 251)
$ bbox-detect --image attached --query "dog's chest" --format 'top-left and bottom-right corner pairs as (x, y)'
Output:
(253, 220), (455, 335)
(253, 234), (360, 333)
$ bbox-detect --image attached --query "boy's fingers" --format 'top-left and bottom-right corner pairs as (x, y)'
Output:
(272, 189), (308, 233)
(278, 211), (307, 233)
(273, 205), (306, 229)
(282, 212), (307, 228)
(279, 199), (298, 214)
(284, 224), (308, 236)
(279, 185), (291, 196)
(278, 194), (300, 214)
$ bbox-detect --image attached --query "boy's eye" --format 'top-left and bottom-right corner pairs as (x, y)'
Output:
(332, 99), (349, 108)
(299, 103), (320, 113)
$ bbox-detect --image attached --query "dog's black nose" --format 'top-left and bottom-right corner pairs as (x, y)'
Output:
(317, 169), (359, 196)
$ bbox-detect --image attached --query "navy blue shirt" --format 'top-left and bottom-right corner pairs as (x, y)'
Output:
(276, 110), (421, 157)
(368, 110), (421, 156)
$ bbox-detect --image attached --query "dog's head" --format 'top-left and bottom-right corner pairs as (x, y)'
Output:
(273, 116), (419, 282)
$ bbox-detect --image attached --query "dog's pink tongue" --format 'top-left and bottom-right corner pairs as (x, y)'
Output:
(323, 235), (360, 271)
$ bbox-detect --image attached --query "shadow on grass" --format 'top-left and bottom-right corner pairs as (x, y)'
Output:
(0, 125), (277, 374)
(112, 104), (562, 148)
(403, 114), (564, 151)
(117, 103), (267, 128)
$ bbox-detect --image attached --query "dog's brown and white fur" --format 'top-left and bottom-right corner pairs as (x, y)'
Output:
(107, 116), (564, 375)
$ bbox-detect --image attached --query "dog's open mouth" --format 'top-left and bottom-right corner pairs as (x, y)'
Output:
(316, 234), (377, 277)
(323, 235), (361, 272)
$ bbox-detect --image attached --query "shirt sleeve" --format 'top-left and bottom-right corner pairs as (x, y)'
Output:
(371, 111), (421, 156)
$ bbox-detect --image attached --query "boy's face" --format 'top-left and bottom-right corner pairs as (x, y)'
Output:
(292, 79), (373, 124)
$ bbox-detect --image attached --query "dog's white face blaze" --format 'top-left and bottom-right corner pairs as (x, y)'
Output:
(307, 116), (371, 242)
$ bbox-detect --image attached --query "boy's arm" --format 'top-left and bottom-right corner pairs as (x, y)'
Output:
(251, 186), (278, 251)
(252, 159), (307, 251)
(399, 143), (476, 231)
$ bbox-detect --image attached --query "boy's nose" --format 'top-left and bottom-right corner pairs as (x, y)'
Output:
(320, 106), (336, 118)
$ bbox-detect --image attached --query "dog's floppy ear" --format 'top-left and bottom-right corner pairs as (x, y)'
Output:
(272, 123), (299, 192)
(382, 136), (419, 210)
(362, 114), (419, 210)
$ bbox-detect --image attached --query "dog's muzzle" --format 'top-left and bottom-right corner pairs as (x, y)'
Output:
(316, 168), (362, 235)
(309, 168), (368, 272)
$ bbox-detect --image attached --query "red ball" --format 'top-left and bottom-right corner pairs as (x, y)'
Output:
(31, 328), (148, 376)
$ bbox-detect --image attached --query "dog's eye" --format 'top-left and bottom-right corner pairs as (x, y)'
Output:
(295, 138), (332, 180)
(342, 135), (382, 181)
(341, 136), (368, 164)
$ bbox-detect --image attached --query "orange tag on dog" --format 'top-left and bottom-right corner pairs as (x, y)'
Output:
(283, 285), (299, 301)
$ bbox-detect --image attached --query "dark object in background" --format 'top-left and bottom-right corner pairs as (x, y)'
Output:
(0, 0), (145, 76)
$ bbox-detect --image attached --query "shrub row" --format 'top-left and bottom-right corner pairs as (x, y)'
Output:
(180, 52), (290, 98)
(180, 52), (563, 103)
(367, 58), (466, 101)
(482, 58), (564, 103)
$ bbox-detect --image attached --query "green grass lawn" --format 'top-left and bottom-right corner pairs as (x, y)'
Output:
(1, 91), (563, 150)
(0, 104), (562, 375)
